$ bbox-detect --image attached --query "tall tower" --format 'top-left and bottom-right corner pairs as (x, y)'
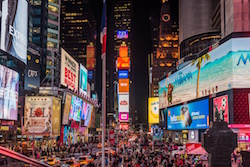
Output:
(152, 0), (179, 97)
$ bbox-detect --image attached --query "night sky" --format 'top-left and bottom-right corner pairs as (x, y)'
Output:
(90, 0), (161, 124)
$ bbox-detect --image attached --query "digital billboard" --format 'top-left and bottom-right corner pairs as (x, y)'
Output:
(86, 45), (95, 70)
(119, 45), (128, 57)
(1, 0), (28, 64)
(69, 95), (82, 122)
(62, 93), (72, 125)
(118, 94), (129, 112)
(60, 48), (79, 91)
(52, 97), (61, 136)
(0, 64), (19, 120)
(118, 70), (128, 79)
(79, 64), (88, 95)
(159, 38), (250, 109)
(24, 96), (53, 136)
(159, 108), (167, 128)
(117, 30), (128, 39)
(117, 57), (130, 70)
(213, 95), (229, 123)
(88, 70), (93, 79)
(119, 79), (129, 93)
(119, 112), (129, 122)
(148, 97), (159, 124)
(167, 98), (209, 130)
(84, 103), (93, 127)
(24, 45), (40, 92)
(81, 101), (87, 120)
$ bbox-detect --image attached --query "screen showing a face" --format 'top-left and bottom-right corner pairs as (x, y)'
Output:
(69, 95), (82, 122)
(0, 0), (28, 64)
(0, 64), (19, 120)
(84, 103), (93, 127)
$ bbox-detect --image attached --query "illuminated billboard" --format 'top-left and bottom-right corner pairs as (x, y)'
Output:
(119, 79), (129, 93)
(69, 95), (82, 122)
(24, 96), (61, 136)
(119, 112), (129, 122)
(167, 98), (209, 130)
(117, 57), (130, 70)
(0, 64), (19, 120)
(62, 93), (72, 125)
(213, 95), (229, 123)
(86, 45), (95, 70)
(84, 103), (93, 127)
(119, 45), (128, 57)
(1, 0), (28, 64)
(117, 30), (128, 39)
(60, 48), (79, 91)
(159, 38), (250, 109)
(79, 64), (88, 95)
(118, 94), (129, 112)
(118, 70), (128, 79)
(148, 97), (159, 124)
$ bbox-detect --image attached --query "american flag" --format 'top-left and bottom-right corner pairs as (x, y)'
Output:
(100, 0), (107, 59)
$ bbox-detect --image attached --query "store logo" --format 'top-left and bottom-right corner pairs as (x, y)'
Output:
(237, 53), (250, 66)
(28, 69), (38, 77)
(120, 100), (128, 105)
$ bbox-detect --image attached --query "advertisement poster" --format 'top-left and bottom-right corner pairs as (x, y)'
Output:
(0, 64), (19, 120)
(60, 48), (79, 91)
(86, 45), (95, 70)
(79, 64), (88, 95)
(188, 130), (199, 143)
(119, 79), (129, 93)
(119, 45), (128, 57)
(249, 94), (250, 119)
(117, 30), (128, 39)
(117, 57), (130, 70)
(69, 95), (82, 122)
(24, 96), (53, 136)
(119, 112), (129, 122)
(118, 94), (129, 112)
(62, 94), (72, 125)
(167, 98), (209, 130)
(213, 95), (229, 123)
(84, 103), (93, 127)
(1, 0), (28, 64)
(148, 97), (159, 124)
(81, 101), (87, 120)
(24, 45), (40, 92)
(159, 108), (166, 128)
(118, 70), (128, 79)
(52, 97), (61, 136)
(159, 38), (250, 109)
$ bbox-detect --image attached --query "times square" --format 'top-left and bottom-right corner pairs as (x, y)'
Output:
(0, 0), (250, 167)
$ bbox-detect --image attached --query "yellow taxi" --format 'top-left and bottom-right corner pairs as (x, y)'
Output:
(47, 157), (60, 166)
(65, 159), (80, 167)
(97, 142), (107, 148)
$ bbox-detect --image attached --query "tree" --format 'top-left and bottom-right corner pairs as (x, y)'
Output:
(191, 53), (211, 98)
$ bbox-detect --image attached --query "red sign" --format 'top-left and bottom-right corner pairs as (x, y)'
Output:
(119, 46), (128, 57)
(109, 129), (115, 143)
(117, 57), (130, 70)
(213, 95), (229, 123)
(185, 143), (202, 152)
(119, 123), (129, 130)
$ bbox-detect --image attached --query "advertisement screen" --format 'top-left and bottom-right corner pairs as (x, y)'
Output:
(62, 94), (72, 125)
(167, 98), (209, 130)
(119, 79), (129, 93)
(60, 48), (79, 91)
(118, 94), (129, 112)
(159, 38), (250, 109)
(213, 95), (229, 123)
(1, 0), (28, 64)
(81, 101), (87, 120)
(79, 64), (87, 95)
(117, 57), (130, 70)
(117, 30), (128, 39)
(118, 70), (128, 79)
(119, 46), (128, 57)
(159, 108), (167, 128)
(148, 97), (159, 124)
(88, 70), (93, 79)
(86, 45), (95, 70)
(0, 64), (19, 120)
(24, 96), (53, 136)
(84, 103), (93, 127)
(119, 112), (129, 122)
(69, 95), (82, 122)
(52, 97), (61, 136)
(24, 45), (40, 91)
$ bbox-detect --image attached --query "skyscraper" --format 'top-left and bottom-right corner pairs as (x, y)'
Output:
(151, 0), (179, 97)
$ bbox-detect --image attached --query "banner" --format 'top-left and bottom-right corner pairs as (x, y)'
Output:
(119, 79), (129, 93)
(167, 98), (209, 130)
(79, 64), (87, 95)
(52, 97), (61, 136)
(109, 129), (115, 143)
(86, 45), (95, 70)
(119, 45), (128, 57)
(117, 57), (130, 70)
(62, 94), (72, 125)
(117, 30), (128, 39)
(60, 48), (79, 91)
(213, 95), (229, 123)
(0, 64), (19, 120)
(159, 38), (250, 109)
(118, 94), (129, 112)
(24, 96), (53, 136)
(148, 97), (159, 124)
(1, 0), (28, 64)
(24, 45), (40, 92)
(118, 70), (128, 79)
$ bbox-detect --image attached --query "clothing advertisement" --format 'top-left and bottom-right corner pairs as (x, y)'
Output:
(0, 64), (19, 120)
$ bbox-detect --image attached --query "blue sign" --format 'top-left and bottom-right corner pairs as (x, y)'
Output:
(167, 98), (209, 130)
(117, 30), (128, 39)
(118, 70), (128, 79)
(88, 71), (93, 79)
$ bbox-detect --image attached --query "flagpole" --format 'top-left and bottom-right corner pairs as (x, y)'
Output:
(101, 53), (106, 167)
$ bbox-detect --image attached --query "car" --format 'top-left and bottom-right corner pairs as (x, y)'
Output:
(78, 155), (94, 165)
(47, 157), (60, 166)
(65, 159), (80, 167)
(96, 148), (115, 156)
(97, 142), (107, 148)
